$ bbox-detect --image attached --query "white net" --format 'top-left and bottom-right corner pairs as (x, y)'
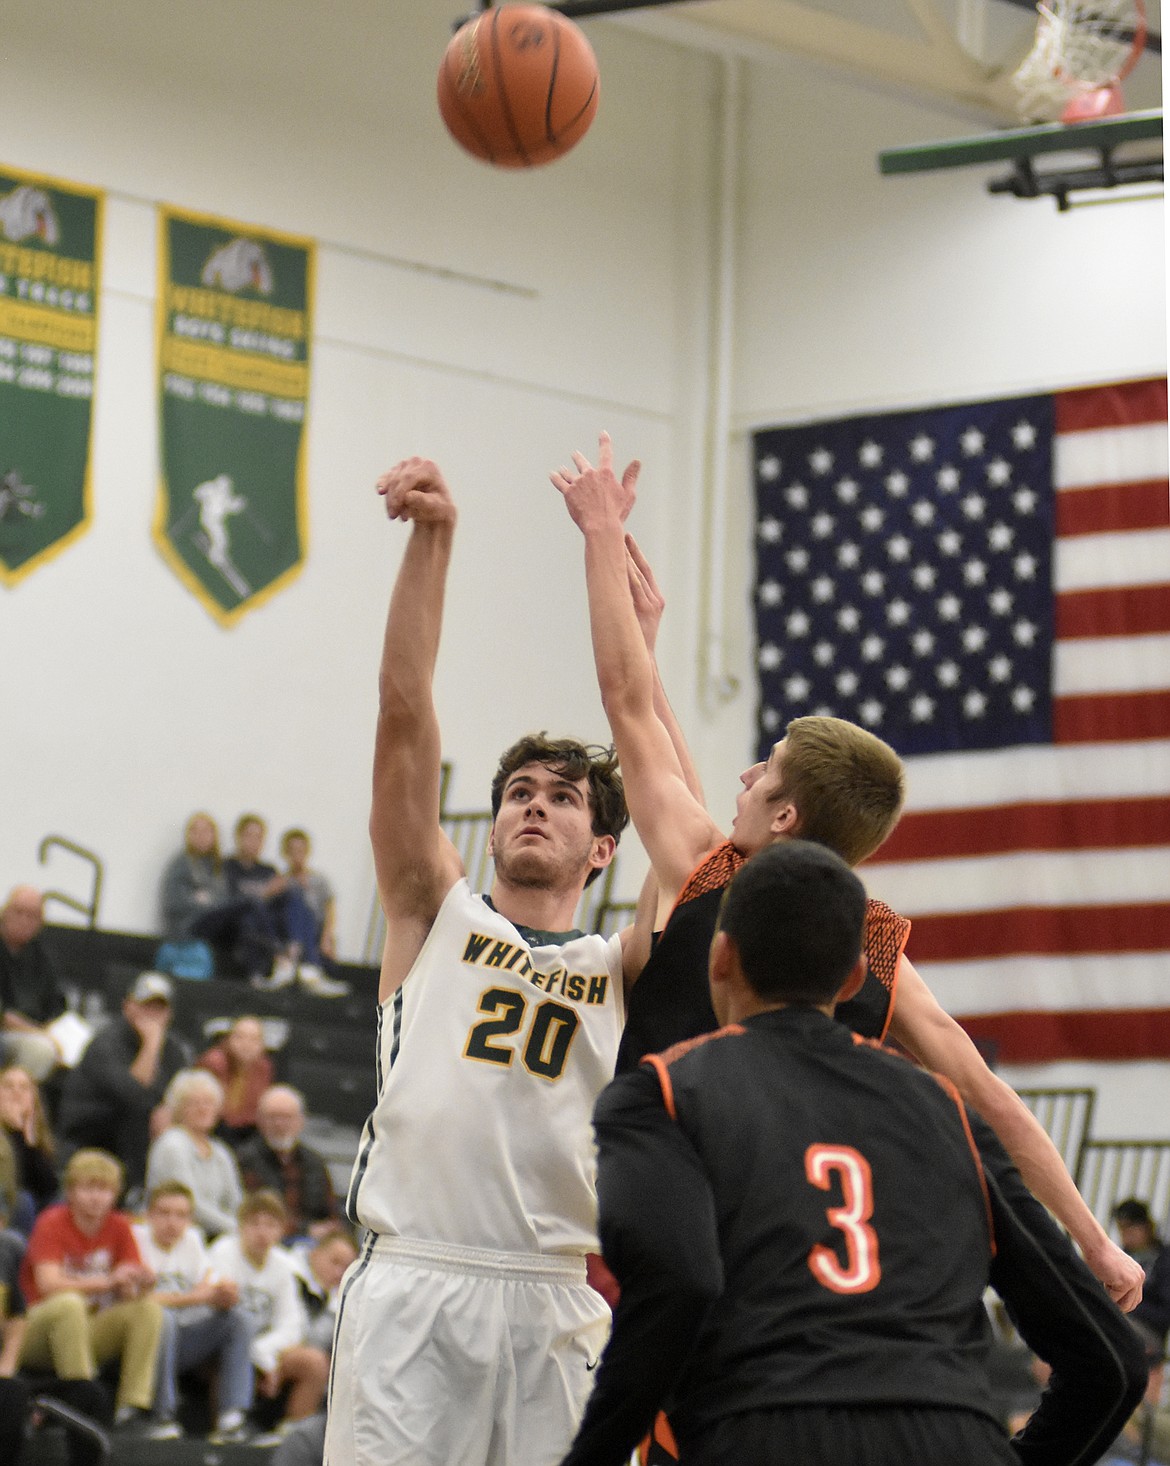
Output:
(1013, 1), (1145, 122)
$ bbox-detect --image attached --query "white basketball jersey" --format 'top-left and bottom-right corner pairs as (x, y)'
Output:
(347, 880), (625, 1256)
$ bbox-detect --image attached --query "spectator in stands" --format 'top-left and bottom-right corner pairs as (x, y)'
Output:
(236, 1086), (340, 1243)
(0, 886), (66, 1084)
(57, 973), (189, 1196)
(132, 1180), (257, 1444)
(288, 1224), (357, 1356)
(0, 1171), (29, 1465)
(207, 1190), (328, 1441)
(146, 1071), (243, 1241)
(196, 1016), (274, 1149)
(0, 1065), (59, 1234)
(224, 814), (306, 989)
(1114, 1198), (1170, 1360)
(159, 812), (229, 942)
(279, 831), (347, 997)
(18, 1149), (171, 1438)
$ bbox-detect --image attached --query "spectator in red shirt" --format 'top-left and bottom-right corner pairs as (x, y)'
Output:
(195, 1016), (274, 1149)
(18, 1148), (173, 1438)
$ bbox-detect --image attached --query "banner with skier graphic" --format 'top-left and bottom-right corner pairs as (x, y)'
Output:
(153, 205), (314, 624)
(0, 164), (102, 586)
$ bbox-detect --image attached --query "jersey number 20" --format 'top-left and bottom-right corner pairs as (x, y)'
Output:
(464, 986), (580, 1081)
(805, 1144), (881, 1294)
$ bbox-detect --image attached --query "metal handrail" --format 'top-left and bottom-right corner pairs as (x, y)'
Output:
(37, 835), (104, 929)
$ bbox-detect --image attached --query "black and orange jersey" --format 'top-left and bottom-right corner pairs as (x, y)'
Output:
(617, 841), (910, 1072)
(562, 1007), (1147, 1466)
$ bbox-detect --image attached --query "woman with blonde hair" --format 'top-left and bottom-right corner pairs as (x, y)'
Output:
(160, 812), (228, 941)
(145, 1071), (242, 1240)
(0, 1064), (58, 1233)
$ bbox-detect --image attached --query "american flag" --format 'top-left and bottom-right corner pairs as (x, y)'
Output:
(752, 379), (1169, 1065)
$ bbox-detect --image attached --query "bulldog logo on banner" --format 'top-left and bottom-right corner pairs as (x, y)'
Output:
(153, 206), (314, 625)
(0, 165), (102, 586)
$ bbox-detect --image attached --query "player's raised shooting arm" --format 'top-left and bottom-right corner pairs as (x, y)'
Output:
(888, 956), (1145, 1312)
(371, 459), (464, 1000)
(552, 435), (721, 905)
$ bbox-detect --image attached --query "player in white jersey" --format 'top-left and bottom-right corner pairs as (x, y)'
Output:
(324, 457), (631, 1466)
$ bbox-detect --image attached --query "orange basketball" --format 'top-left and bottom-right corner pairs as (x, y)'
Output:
(437, 5), (600, 169)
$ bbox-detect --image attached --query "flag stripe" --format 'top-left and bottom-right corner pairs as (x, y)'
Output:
(894, 741), (1170, 810)
(1055, 378), (1168, 434)
(1056, 586), (1170, 639)
(923, 952), (1169, 1017)
(1055, 423), (1169, 489)
(1054, 635), (1170, 693)
(907, 902), (1170, 961)
(958, 1009), (1170, 1065)
(1056, 479), (1170, 538)
(1055, 528), (1170, 592)
(870, 795), (1170, 862)
(1053, 688), (1170, 743)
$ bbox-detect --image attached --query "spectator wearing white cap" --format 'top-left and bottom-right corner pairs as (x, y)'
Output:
(57, 974), (190, 1194)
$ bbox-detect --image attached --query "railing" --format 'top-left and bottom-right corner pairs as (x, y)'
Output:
(37, 835), (104, 928)
(1077, 1140), (1170, 1231)
(1016, 1087), (1097, 1187)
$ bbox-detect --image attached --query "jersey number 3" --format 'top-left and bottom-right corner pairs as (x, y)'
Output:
(805, 1144), (881, 1295)
(464, 986), (580, 1081)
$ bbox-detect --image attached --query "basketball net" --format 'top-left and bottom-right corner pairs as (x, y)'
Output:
(1012, 0), (1147, 123)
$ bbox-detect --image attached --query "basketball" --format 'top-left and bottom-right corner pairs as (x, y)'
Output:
(437, 5), (600, 169)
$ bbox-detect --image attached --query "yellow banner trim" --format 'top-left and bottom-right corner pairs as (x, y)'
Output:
(160, 337), (309, 399)
(0, 298), (96, 353)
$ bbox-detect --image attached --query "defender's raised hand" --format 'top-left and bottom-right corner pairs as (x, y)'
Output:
(551, 431), (640, 532)
(377, 457), (457, 527)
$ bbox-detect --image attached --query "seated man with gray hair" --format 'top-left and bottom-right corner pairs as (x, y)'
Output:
(236, 1087), (340, 1243)
(0, 886), (66, 1084)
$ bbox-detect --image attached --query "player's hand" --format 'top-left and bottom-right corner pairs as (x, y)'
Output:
(551, 431), (640, 533)
(625, 533), (665, 653)
(1086, 1236), (1145, 1312)
(377, 458), (457, 528)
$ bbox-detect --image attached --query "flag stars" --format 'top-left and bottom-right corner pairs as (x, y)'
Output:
(937, 593), (962, 621)
(837, 541), (861, 569)
(886, 599), (911, 626)
(759, 643), (783, 670)
(885, 664), (911, 691)
(836, 477), (860, 503)
(963, 559), (988, 586)
(812, 640), (835, 666)
(912, 563), (937, 590)
(786, 547), (810, 573)
(859, 698), (885, 726)
(808, 448), (834, 476)
(1011, 419), (1038, 450)
(758, 580), (783, 607)
(1013, 486), (1038, 514)
(786, 610), (811, 637)
(860, 506), (885, 532)
(962, 625), (989, 653)
(811, 575), (836, 603)
(963, 690), (988, 718)
(1014, 552), (1038, 580)
(987, 521), (1015, 552)
(988, 587), (1014, 615)
(811, 511), (836, 539)
(761, 706), (782, 731)
(785, 674), (811, 701)
(1012, 685), (1037, 712)
(960, 426), (985, 456)
(886, 534), (912, 562)
(836, 670), (859, 696)
(937, 529), (962, 556)
(1013, 619), (1038, 647)
(937, 661), (961, 688)
(758, 517), (782, 543)
(910, 693), (936, 722)
(837, 605), (861, 632)
(786, 483), (810, 509)
(962, 492), (986, 519)
(911, 500), (935, 525)
(988, 654), (1012, 683)
(986, 457), (1012, 486)
(936, 465), (961, 492)
(860, 634), (886, 661)
(911, 628), (936, 656)
(861, 569), (886, 596)
(909, 434), (935, 462)
(885, 470), (910, 497)
(859, 440), (883, 468)
(757, 455), (781, 481)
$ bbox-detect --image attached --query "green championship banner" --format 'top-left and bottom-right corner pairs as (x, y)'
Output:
(153, 206), (314, 625)
(0, 164), (102, 586)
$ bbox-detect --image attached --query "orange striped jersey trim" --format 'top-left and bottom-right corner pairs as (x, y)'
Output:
(643, 1025), (747, 1120)
(931, 1071), (998, 1260)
